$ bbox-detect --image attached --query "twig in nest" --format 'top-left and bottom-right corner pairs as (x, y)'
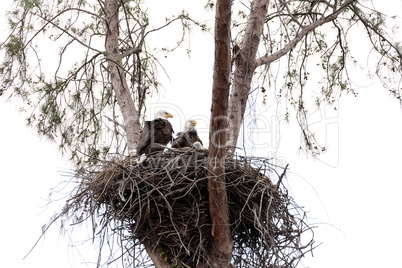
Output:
(276, 163), (289, 190)
(49, 150), (315, 268)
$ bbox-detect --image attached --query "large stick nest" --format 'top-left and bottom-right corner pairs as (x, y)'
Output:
(59, 149), (315, 267)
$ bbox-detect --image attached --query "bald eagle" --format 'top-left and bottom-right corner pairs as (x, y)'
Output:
(137, 110), (174, 155)
(172, 120), (203, 149)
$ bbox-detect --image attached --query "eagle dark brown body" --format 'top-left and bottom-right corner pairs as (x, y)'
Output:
(171, 129), (203, 148)
(138, 118), (174, 155)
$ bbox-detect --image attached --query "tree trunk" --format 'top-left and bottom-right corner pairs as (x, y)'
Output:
(143, 242), (171, 268)
(104, 0), (141, 152)
(226, 0), (355, 153)
(226, 0), (269, 154)
(207, 0), (233, 267)
(105, 0), (168, 266)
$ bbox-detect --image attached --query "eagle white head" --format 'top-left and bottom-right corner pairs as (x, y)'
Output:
(155, 110), (174, 120)
(184, 120), (197, 130)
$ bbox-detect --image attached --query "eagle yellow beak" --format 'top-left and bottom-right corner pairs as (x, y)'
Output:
(166, 113), (173, 118)
(191, 120), (197, 126)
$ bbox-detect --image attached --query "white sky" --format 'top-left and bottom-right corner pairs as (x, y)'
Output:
(1, 1), (402, 267)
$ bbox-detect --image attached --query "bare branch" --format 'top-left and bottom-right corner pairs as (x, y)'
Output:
(119, 46), (142, 58)
(104, 115), (124, 129)
(255, 0), (357, 68)
(36, 13), (103, 54)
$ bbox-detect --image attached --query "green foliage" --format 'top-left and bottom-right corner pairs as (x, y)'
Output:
(21, 0), (40, 9)
(1, 0), (401, 162)
(231, 0), (402, 155)
(2, 35), (24, 58)
(0, 0), (206, 169)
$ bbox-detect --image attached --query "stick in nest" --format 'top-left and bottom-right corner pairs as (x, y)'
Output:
(50, 150), (315, 268)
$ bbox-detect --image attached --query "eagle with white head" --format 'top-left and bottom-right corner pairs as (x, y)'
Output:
(172, 119), (203, 149)
(137, 110), (174, 155)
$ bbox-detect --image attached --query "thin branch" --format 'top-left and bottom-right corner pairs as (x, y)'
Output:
(276, 163), (289, 190)
(351, 4), (402, 60)
(36, 13), (103, 54)
(120, 47), (142, 58)
(255, 0), (357, 68)
(104, 115), (125, 129)
(22, 7), (102, 53)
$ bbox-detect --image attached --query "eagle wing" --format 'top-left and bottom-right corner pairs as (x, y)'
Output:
(153, 119), (174, 145)
(138, 119), (174, 155)
(187, 129), (203, 146)
(172, 129), (202, 148)
(171, 132), (185, 148)
(137, 121), (152, 155)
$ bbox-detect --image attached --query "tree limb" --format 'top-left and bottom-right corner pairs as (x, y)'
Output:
(119, 46), (142, 58)
(35, 13), (103, 54)
(255, 0), (357, 68)
(103, 115), (124, 129)
(226, 0), (270, 154)
(104, 0), (141, 152)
